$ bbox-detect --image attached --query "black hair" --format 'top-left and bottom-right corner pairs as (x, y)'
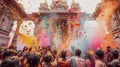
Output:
(107, 46), (111, 52)
(1, 58), (13, 67)
(85, 53), (91, 59)
(1, 57), (19, 67)
(111, 50), (119, 59)
(11, 57), (19, 67)
(3, 49), (11, 59)
(43, 54), (52, 63)
(75, 49), (81, 56)
(60, 50), (67, 59)
(27, 52), (40, 67)
(95, 49), (104, 59)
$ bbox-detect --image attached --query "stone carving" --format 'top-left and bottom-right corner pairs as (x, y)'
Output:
(50, 0), (68, 12)
(39, 0), (80, 12)
(39, 0), (49, 12)
(70, 2), (80, 12)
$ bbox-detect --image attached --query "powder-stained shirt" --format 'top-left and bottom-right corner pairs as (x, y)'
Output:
(95, 59), (107, 67)
(58, 58), (70, 67)
(76, 57), (86, 67)
(86, 59), (94, 67)
(109, 59), (119, 67)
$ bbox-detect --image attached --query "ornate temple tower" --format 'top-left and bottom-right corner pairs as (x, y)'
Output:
(33, 0), (81, 41)
(70, 0), (80, 12)
(50, 0), (69, 12)
(39, 0), (49, 12)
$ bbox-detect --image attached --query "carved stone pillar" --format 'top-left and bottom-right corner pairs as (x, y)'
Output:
(15, 19), (22, 35)
(11, 19), (22, 47)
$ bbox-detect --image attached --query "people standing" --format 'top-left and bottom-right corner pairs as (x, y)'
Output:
(70, 49), (86, 67)
(108, 50), (120, 67)
(94, 49), (107, 67)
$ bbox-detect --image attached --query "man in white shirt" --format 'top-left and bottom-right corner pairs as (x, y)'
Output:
(70, 49), (86, 67)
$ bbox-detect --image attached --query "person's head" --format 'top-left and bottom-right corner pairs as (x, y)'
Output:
(107, 46), (111, 52)
(27, 52), (40, 67)
(85, 53), (91, 59)
(75, 49), (81, 56)
(1, 57), (19, 67)
(95, 49), (104, 59)
(111, 50), (119, 59)
(44, 54), (52, 63)
(10, 56), (19, 67)
(3, 49), (11, 59)
(60, 50), (67, 59)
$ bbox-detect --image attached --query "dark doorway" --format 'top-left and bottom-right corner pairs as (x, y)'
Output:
(56, 18), (68, 41)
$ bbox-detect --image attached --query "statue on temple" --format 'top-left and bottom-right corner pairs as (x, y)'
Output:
(50, 0), (68, 12)
(39, 0), (49, 12)
(70, 0), (80, 12)
(0, 2), (5, 27)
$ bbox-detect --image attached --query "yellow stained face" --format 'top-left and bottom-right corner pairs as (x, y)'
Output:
(19, 21), (35, 36)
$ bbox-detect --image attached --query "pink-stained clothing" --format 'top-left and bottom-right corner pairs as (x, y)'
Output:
(58, 59), (70, 67)
(76, 57), (86, 67)
(86, 59), (94, 67)
(95, 59), (107, 67)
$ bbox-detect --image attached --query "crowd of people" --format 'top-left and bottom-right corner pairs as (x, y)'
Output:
(0, 46), (120, 67)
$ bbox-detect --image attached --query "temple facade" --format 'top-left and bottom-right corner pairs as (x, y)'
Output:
(0, 0), (26, 47)
(33, 0), (81, 40)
